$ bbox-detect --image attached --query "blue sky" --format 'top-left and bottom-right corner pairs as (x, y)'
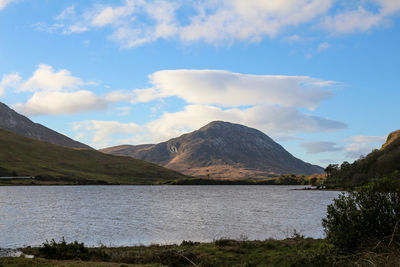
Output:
(0, 0), (399, 167)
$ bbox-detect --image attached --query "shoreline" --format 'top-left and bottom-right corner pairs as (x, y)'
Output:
(0, 248), (33, 258)
(0, 177), (319, 186)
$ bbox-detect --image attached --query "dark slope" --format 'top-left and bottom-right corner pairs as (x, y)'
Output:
(0, 102), (92, 149)
(325, 129), (400, 186)
(101, 121), (323, 178)
(0, 129), (186, 184)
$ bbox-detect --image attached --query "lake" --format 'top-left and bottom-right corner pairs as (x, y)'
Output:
(0, 185), (340, 248)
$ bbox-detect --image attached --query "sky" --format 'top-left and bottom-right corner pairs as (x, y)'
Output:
(0, 0), (399, 167)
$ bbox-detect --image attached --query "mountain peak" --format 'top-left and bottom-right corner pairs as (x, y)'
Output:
(102, 121), (323, 178)
(200, 121), (250, 131)
(0, 101), (92, 150)
(201, 120), (235, 128)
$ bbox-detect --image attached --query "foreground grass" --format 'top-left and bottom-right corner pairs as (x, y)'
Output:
(0, 238), (349, 267)
(2, 237), (399, 266)
(0, 257), (151, 267)
(2, 238), (325, 267)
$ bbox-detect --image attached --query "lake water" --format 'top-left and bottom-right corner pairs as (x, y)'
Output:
(0, 185), (341, 248)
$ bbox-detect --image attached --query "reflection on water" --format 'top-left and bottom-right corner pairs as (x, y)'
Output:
(0, 185), (340, 248)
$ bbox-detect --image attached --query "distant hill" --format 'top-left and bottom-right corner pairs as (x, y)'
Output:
(0, 102), (91, 149)
(0, 129), (186, 184)
(101, 121), (323, 178)
(325, 129), (400, 186)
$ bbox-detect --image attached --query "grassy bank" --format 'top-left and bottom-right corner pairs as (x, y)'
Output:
(2, 237), (329, 267)
(1, 236), (399, 267)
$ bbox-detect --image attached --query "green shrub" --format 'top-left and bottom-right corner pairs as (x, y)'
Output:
(322, 177), (400, 252)
(157, 249), (198, 267)
(180, 240), (199, 246)
(37, 238), (110, 261)
(214, 238), (235, 247)
(38, 238), (90, 260)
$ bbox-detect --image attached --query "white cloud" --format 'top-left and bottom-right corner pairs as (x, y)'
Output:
(5, 64), (106, 116)
(73, 120), (142, 147)
(34, 22), (66, 33)
(50, 0), (178, 48)
(64, 25), (89, 34)
(105, 0), (179, 48)
(0, 0), (16, 11)
(178, 0), (332, 43)
(283, 34), (306, 43)
(322, 7), (383, 34)
(144, 104), (346, 143)
(378, 0), (400, 15)
(301, 141), (343, 153)
(14, 91), (107, 116)
(73, 104), (346, 147)
(55, 5), (76, 21)
(82, 69), (346, 145)
(39, 0), (400, 47)
(0, 73), (21, 97)
(131, 69), (335, 110)
(88, 0), (136, 27)
(18, 64), (86, 92)
(345, 135), (386, 158)
(321, 0), (400, 34)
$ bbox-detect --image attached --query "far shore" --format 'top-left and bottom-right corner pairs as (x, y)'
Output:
(0, 176), (323, 187)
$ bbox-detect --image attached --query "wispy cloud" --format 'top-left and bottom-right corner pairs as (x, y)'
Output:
(73, 103), (347, 148)
(0, 73), (21, 97)
(36, 0), (400, 48)
(344, 135), (386, 158)
(0, 0), (17, 11)
(142, 104), (347, 144)
(321, 1), (400, 34)
(116, 106), (131, 116)
(301, 141), (343, 154)
(317, 42), (330, 53)
(73, 120), (142, 148)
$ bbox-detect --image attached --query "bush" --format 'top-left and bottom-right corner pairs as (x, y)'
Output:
(38, 238), (90, 260)
(322, 177), (400, 252)
(214, 239), (235, 247)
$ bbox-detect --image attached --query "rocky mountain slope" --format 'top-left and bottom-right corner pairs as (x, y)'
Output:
(101, 121), (323, 178)
(0, 102), (91, 149)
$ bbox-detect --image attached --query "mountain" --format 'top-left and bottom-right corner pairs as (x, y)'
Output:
(0, 102), (91, 149)
(325, 129), (400, 187)
(101, 121), (324, 178)
(0, 129), (186, 184)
